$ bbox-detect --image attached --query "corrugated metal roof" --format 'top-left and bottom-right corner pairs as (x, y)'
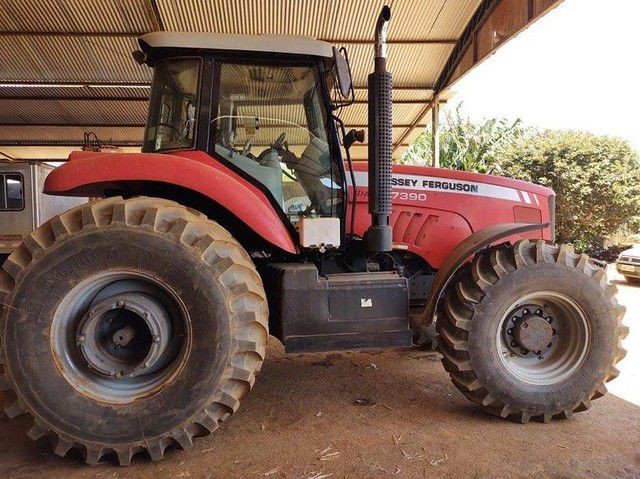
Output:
(0, 85), (150, 99)
(0, 99), (147, 125)
(0, 126), (144, 143)
(0, 0), (153, 33)
(156, 0), (476, 41)
(0, 36), (151, 83)
(0, 0), (562, 159)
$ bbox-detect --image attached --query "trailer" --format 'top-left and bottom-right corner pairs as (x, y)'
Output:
(0, 162), (86, 260)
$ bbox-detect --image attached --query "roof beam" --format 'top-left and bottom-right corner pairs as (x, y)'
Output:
(0, 95), (149, 102)
(323, 38), (456, 45)
(0, 95), (431, 105)
(0, 122), (423, 129)
(391, 102), (434, 154)
(0, 122), (145, 128)
(0, 31), (147, 38)
(0, 149), (17, 161)
(0, 81), (434, 92)
(146, 0), (165, 31)
(0, 81), (150, 89)
(0, 140), (142, 147)
(0, 31), (455, 46)
(435, 0), (502, 92)
(436, 0), (562, 91)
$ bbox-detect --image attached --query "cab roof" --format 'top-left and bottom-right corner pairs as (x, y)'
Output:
(139, 32), (334, 58)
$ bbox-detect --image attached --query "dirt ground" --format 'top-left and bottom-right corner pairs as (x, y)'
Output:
(0, 266), (638, 478)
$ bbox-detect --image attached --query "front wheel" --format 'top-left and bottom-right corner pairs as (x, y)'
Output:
(0, 197), (268, 464)
(437, 240), (627, 423)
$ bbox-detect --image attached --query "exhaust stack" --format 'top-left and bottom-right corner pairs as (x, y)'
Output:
(366, 6), (393, 253)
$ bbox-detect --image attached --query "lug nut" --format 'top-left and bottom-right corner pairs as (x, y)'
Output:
(522, 322), (528, 329)
(512, 316), (518, 323)
(77, 335), (86, 343)
(546, 316), (553, 324)
(511, 341), (517, 347)
(153, 335), (160, 343)
(116, 301), (125, 308)
(520, 348), (528, 354)
(534, 350), (541, 355)
(507, 328), (513, 335)
(523, 308), (530, 315)
(538, 355), (544, 360)
(535, 308), (543, 316)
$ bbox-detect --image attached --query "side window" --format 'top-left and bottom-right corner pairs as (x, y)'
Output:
(144, 59), (200, 152)
(0, 173), (24, 211)
(212, 62), (342, 224)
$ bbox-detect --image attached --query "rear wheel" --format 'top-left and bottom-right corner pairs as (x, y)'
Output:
(0, 197), (268, 464)
(437, 240), (627, 423)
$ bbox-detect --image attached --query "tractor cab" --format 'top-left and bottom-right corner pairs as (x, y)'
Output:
(137, 33), (353, 240)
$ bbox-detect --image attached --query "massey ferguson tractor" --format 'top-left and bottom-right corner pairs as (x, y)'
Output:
(0, 7), (627, 466)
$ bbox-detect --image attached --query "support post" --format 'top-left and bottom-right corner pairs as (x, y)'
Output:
(431, 95), (440, 168)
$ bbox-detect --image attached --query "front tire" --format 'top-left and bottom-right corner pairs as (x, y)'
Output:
(437, 240), (627, 423)
(0, 197), (268, 464)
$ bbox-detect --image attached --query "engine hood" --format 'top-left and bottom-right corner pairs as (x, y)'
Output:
(351, 162), (554, 202)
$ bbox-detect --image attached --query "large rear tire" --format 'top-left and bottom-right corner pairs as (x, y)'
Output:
(436, 240), (627, 423)
(0, 197), (268, 464)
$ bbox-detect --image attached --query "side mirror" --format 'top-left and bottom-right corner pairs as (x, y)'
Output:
(333, 47), (353, 99)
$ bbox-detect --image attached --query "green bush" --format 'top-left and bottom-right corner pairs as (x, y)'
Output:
(399, 104), (525, 173)
(500, 131), (640, 252)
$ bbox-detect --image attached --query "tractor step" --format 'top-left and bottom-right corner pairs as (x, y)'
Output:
(264, 263), (411, 353)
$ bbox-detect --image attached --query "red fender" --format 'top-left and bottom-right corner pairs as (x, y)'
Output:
(44, 150), (298, 253)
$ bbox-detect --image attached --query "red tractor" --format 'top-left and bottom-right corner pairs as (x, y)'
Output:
(0, 8), (627, 465)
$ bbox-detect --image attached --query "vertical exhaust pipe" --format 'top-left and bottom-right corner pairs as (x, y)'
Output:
(367, 6), (393, 253)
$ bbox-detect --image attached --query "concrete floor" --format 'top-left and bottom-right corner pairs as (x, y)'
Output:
(0, 266), (638, 478)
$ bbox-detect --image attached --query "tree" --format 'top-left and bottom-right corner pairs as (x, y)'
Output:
(500, 131), (640, 252)
(399, 104), (525, 173)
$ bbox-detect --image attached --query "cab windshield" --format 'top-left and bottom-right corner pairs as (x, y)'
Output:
(144, 58), (200, 152)
(212, 62), (342, 222)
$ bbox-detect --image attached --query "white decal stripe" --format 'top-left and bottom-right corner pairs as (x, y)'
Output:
(533, 194), (540, 205)
(349, 171), (521, 202)
(521, 191), (532, 204)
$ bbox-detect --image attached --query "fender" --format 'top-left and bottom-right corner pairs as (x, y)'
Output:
(43, 150), (298, 253)
(421, 222), (549, 324)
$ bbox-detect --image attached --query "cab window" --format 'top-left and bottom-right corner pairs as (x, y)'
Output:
(212, 62), (342, 224)
(144, 58), (200, 152)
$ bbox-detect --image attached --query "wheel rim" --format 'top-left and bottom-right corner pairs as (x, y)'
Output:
(51, 270), (191, 404)
(496, 291), (590, 386)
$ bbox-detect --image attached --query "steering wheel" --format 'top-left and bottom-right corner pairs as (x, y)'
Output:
(272, 132), (287, 151)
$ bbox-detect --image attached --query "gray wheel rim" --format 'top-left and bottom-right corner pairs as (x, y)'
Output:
(496, 291), (590, 386)
(50, 269), (191, 404)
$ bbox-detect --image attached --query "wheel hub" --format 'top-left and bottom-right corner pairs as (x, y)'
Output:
(77, 293), (171, 378)
(514, 314), (554, 352)
(505, 306), (555, 357)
